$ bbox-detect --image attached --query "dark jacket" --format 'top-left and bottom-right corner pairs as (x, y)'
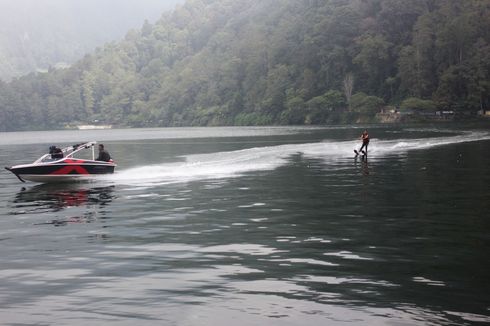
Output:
(50, 147), (63, 159)
(96, 150), (111, 162)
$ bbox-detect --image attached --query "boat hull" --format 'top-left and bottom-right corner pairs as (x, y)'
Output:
(16, 174), (106, 183)
(6, 159), (115, 183)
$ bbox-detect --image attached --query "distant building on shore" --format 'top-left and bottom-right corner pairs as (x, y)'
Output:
(77, 124), (112, 130)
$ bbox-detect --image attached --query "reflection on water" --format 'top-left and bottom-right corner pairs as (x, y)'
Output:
(355, 155), (370, 175)
(9, 184), (115, 225)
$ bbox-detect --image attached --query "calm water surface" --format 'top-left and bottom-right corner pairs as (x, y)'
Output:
(0, 126), (489, 325)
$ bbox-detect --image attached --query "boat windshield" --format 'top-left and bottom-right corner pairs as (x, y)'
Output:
(39, 154), (59, 163)
(34, 142), (96, 164)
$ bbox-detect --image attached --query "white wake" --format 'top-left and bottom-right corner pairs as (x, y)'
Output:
(106, 131), (490, 187)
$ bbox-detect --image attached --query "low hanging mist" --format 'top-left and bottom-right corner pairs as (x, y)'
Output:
(0, 0), (184, 80)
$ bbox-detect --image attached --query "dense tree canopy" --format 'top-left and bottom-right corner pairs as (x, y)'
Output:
(0, 0), (489, 131)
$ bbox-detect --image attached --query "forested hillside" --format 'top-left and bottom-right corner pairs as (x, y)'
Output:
(0, 0), (489, 131)
(0, 0), (183, 81)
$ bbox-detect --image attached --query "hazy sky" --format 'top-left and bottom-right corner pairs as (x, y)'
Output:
(0, 0), (185, 79)
(0, 0), (185, 36)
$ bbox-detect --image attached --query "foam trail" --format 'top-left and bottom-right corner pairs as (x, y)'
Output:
(371, 131), (490, 154)
(106, 131), (490, 187)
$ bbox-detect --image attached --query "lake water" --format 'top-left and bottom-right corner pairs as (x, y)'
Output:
(0, 125), (489, 325)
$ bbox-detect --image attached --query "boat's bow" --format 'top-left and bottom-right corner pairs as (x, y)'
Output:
(5, 167), (26, 182)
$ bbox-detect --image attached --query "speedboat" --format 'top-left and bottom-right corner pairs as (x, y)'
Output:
(5, 141), (116, 183)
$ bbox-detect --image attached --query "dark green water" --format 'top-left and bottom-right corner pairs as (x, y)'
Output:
(0, 126), (489, 325)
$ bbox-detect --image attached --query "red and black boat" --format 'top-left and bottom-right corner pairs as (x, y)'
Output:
(5, 141), (116, 183)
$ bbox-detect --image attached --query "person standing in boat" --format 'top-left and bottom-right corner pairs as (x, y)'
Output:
(359, 130), (370, 154)
(49, 146), (63, 159)
(96, 144), (111, 162)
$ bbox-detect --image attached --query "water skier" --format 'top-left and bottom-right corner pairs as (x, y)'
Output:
(359, 130), (369, 155)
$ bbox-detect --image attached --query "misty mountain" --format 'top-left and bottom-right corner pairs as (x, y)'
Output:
(0, 0), (489, 131)
(0, 0), (183, 80)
